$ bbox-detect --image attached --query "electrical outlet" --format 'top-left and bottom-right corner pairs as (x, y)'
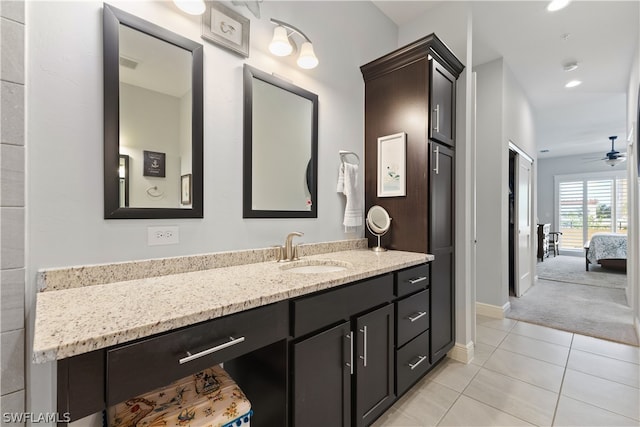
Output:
(148, 226), (179, 246)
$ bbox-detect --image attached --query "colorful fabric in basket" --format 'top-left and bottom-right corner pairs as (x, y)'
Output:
(109, 365), (251, 427)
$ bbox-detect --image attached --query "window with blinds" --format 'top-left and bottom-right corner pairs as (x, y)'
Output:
(556, 174), (627, 251)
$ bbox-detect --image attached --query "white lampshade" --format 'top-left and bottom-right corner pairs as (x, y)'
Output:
(269, 26), (293, 56)
(297, 42), (318, 69)
(174, 0), (205, 15)
(547, 0), (570, 12)
(605, 157), (625, 167)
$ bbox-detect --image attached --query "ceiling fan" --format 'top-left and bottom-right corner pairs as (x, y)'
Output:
(602, 136), (626, 167)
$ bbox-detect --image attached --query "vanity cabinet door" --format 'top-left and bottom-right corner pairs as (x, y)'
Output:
(429, 59), (456, 147)
(430, 142), (455, 362)
(292, 321), (352, 427)
(355, 303), (395, 427)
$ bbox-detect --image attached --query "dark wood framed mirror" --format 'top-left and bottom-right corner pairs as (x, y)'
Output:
(243, 65), (318, 218)
(103, 4), (203, 219)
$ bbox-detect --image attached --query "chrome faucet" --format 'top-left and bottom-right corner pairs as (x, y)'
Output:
(277, 231), (303, 262)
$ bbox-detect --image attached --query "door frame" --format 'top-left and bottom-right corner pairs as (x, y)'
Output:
(509, 142), (535, 297)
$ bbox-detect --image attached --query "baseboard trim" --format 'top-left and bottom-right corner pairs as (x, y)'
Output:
(476, 301), (511, 319)
(448, 341), (474, 364)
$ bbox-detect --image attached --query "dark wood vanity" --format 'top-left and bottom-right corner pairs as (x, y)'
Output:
(55, 262), (438, 427)
(361, 34), (464, 364)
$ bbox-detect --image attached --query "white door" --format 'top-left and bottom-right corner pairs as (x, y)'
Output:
(515, 154), (533, 297)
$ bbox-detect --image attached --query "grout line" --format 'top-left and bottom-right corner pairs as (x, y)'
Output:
(551, 332), (574, 426)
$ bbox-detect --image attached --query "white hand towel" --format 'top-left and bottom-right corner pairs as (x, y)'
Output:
(338, 163), (363, 231)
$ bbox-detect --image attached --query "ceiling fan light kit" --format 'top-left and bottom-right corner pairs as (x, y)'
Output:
(603, 135), (626, 167)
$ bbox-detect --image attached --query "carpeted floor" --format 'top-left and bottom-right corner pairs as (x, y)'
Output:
(536, 254), (626, 289)
(507, 255), (637, 346)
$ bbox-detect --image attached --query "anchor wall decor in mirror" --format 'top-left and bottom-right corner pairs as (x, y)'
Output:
(103, 4), (203, 219)
(243, 65), (318, 218)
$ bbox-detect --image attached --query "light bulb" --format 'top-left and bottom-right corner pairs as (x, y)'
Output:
(297, 42), (318, 69)
(269, 26), (293, 56)
(565, 80), (582, 88)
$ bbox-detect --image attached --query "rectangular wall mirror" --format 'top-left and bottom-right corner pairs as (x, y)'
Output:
(243, 65), (318, 218)
(103, 4), (203, 219)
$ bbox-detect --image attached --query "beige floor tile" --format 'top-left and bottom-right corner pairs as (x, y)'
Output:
(499, 333), (570, 366)
(393, 380), (460, 426)
(483, 348), (565, 392)
(510, 321), (573, 347)
(561, 369), (640, 421)
(426, 358), (481, 393)
(571, 334), (640, 365)
(464, 368), (558, 426)
(553, 395), (639, 427)
(471, 342), (496, 367)
(373, 407), (422, 427)
(477, 317), (518, 332)
(476, 325), (508, 347)
(438, 395), (534, 426)
(567, 349), (640, 388)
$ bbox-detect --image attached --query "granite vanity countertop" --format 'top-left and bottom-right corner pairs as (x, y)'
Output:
(33, 249), (432, 363)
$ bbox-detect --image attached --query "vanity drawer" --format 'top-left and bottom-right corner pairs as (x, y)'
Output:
(396, 331), (431, 396)
(106, 300), (288, 405)
(395, 264), (430, 297)
(292, 274), (393, 337)
(396, 289), (430, 347)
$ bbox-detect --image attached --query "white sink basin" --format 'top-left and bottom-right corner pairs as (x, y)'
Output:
(280, 260), (351, 274)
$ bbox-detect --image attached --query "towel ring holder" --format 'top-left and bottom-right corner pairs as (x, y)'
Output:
(339, 150), (360, 165)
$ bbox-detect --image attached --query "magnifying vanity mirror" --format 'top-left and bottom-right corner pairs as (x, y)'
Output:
(103, 4), (203, 219)
(366, 205), (392, 252)
(243, 65), (318, 218)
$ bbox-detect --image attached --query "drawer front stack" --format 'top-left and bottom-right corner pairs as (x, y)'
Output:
(394, 264), (431, 396)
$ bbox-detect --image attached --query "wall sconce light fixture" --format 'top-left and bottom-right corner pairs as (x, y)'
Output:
(269, 18), (318, 69)
(174, 0), (206, 15)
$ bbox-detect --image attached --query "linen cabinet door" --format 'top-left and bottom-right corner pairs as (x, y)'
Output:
(292, 321), (352, 427)
(429, 142), (455, 362)
(355, 304), (395, 427)
(430, 59), (456, 147)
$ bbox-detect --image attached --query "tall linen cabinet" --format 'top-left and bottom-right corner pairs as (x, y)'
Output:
(361, 34), (464, 365)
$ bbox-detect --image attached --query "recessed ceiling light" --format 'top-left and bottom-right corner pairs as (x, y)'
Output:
(565, 80), (582, 88)
(563, 61), (579, 72)
(540, 149), (550, 153)
(547, 0), (571, 12)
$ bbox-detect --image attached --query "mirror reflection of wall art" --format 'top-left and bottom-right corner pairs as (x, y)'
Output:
(202, 1), (249, 58)
(377, 132), (406, 197)
(143, 150), (166, 177)
(181, 174), (192, 205)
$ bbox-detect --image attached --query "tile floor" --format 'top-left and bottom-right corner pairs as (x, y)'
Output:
(373, 315), (640, 427)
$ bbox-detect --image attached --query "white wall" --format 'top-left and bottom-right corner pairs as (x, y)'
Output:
(625, 42), (640, 338)
(474, 58), (536, 307)
(25, 0), (397, 414)
(474, 58), (504, 306)
(120, 83), (182, 208)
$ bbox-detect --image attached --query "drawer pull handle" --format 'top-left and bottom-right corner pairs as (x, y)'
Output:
(408, 355), (427, 370)
(359, 326), (368, 367)
(179, 336), (245, 364)
(407, 311), (427, 322)
(408, 276), (427, 284)
(346, 331), (354, 375)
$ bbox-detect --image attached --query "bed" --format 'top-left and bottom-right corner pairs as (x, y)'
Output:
(584, 233), (627, 271)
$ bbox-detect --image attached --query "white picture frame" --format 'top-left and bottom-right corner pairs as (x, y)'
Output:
(377, 132), (406, 197)
(201, 1), (250, 58)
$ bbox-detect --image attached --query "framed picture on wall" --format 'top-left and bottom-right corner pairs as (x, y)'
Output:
(181, 174), (192, 205)
(377, 132), (406, 197)
(143, 150), (166, 177)
(201, 1), (250, 58)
